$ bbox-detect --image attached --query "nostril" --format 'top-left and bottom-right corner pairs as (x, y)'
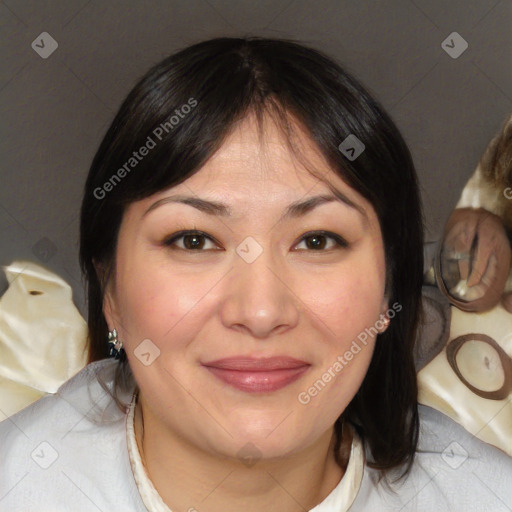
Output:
(29, 290), (44, 296)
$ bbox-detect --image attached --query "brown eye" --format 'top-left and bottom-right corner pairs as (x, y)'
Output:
(294, 231), (348, 251)
(182, 234), (206, 250)
(163, 231), (219, 251)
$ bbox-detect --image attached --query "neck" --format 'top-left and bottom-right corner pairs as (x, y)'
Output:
(134, 394), (352, 512)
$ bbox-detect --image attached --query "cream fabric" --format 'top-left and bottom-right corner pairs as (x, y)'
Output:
(0, 261), (88, 418)
(418, 303), (512, 456)
(416, 134), (512, 455)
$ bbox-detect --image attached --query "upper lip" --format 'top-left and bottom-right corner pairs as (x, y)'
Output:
(201, 356), (310, 371)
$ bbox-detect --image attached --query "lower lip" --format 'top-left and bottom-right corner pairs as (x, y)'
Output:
(203, 366), (310, 393)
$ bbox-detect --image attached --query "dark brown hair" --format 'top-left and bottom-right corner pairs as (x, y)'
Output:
(79, 36), (423, 479)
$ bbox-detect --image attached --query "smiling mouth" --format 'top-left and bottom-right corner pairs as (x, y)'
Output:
(201, 356), (311, 393)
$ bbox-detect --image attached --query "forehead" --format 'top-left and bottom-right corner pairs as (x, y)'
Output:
(198, 112), (329, 185)
(147, 112), (367, 209)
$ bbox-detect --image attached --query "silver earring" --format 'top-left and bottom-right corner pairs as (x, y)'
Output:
(107, 328), (126, 361)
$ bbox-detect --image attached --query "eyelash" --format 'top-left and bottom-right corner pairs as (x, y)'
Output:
(162, 230), (348, 252)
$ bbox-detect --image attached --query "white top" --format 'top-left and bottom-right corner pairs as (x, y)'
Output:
(1, 358), (511, 511)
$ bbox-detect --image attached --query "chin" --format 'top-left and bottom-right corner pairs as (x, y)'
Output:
(223, 407), (294, 437)
(224, 418), (317, 456)
(214, 432), (306, 463)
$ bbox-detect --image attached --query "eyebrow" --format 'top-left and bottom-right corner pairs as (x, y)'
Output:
(142, 187), (367, 223)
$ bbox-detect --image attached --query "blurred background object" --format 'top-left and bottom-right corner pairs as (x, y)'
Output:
(0, 261), (88, 418)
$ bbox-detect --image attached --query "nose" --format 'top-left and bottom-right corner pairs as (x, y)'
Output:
(219, 245), (300, 339)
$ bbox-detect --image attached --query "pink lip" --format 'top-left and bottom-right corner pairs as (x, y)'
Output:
(201, 357), (311, 393)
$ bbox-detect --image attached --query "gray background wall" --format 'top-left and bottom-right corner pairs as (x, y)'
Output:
(1, 0), (511, 315)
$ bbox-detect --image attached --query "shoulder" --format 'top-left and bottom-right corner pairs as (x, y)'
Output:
(0, 359), (145, 511)
(351, 405), (512, 511)
(0, 358), (127, 437)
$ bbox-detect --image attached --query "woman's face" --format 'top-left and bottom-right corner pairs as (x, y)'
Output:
(104, 113), (389, 460)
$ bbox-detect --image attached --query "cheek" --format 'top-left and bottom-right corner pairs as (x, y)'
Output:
(296, 276), (381, 427)
(301, 258), (386, 343)
(293, 246), (385, 415)
(112, 248), (213, 348)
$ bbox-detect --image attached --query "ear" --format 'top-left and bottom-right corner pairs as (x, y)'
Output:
(102, 286), (119, 332)
(378, 295), (391, 333)
(93, 259), (120, 331)
(380, 294), (389, 314)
